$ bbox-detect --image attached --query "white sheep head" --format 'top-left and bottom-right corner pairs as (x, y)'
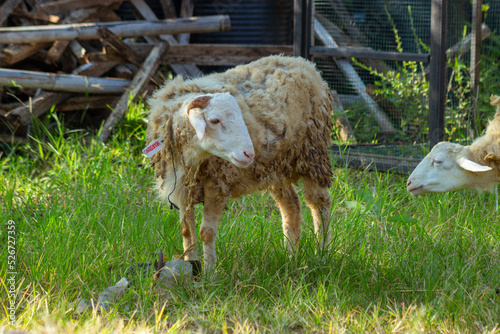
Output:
(406, 142), (495, 196)
(186, 92), (255, 168)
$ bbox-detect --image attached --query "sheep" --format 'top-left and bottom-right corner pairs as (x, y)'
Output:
(406, 94), (500, 197)
(145, 55), (334, 272)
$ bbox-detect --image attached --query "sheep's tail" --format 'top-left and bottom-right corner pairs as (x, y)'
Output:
(491, 95), (500, 118)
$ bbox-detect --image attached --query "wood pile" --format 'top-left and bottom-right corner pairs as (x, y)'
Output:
(0, 0), (293, 143)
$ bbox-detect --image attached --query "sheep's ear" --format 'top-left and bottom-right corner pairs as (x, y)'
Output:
(188, 110), (206, 140)
(456, 156), (493, 172)
(187, 96), (212, 140)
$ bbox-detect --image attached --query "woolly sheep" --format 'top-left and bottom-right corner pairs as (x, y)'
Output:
(145, 56), (334, 271)
(406, 95), (500, 196)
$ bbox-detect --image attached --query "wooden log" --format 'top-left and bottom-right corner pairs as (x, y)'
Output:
(0, 68), (131, 94)
(111, 64), (135, 79)
(1, 42), (51, 66)
(0, 15), (231, 44)
(93, 43), (293, 65)
(159, 0), (178, 18)
(314, 19), (395, 133)
(0, 0), (24, 26)
(162, 44), (294, 65)
(68, 40), (86, 62)
(46, 8), (102, 63)
(129, 0), (201, 78)
(75, 61), (119, 76)
(8, 62), (121, 125)
(9, 9), (60, 24)
(55, 95), (121, 112)
(36, 0), (123, 15)
(98, 26), (144, 66)
(178, 0), (194, 44)
(10, 91), (71, 126)
(100, 41), (169, 142)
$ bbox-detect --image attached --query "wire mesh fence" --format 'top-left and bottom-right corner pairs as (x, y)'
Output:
(313, 0), (500, 173)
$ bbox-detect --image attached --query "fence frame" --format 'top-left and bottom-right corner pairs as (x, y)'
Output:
(294, 0), (450, 171)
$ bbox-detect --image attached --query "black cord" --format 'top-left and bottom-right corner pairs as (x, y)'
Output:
(167, 146), (179, 210)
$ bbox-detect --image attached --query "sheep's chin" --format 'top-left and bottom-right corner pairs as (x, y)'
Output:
(231, 159), (252, 168)
(407, 185), (424, 196)
(226, 155), (252, 168)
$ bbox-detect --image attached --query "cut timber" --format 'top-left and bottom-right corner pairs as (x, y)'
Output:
(9, 62), (120, 126)
(46, 8), (102, 63)
(0, 15), (231, 44)
(56, 95), (121, 112)
(159, 0), (178, 18)
(178, 0), (194, 44)
(129, 0), (201, 78)
(94, 43), (293, 65)
(36, 0), (123, 14)
(10, 91), (71, 126)
(98, 26), (144, 66)
(314, 19), (395, 133)
(0, 0), (24, 26)
(68, 41), (86, 62)
(161, 44), (294, 65)
(0, 68), (130, 93)
(100, 41), (168, 142)
(2, 42), (52, 66)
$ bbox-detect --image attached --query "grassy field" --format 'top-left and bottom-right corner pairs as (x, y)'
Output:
(1, 107), (500, 333)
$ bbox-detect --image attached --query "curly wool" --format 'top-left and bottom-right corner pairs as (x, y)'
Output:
(467, 95), (500, 175)
(146, 56), (334, 207)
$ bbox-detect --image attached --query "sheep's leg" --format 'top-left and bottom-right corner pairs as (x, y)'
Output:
(199, 192), (226, 272)
(303, 179), (332, 248)
(270, 184), (302, 251)
(180, 206), (198, 261)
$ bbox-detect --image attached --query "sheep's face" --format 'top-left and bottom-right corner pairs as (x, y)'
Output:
(406, 142), (493, 196)
(187, 93), (255, 168)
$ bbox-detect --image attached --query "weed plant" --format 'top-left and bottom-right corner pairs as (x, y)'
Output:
(1, 102), (500, 333)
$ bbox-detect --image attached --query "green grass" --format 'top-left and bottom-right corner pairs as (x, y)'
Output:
(1, 107), (500, 333)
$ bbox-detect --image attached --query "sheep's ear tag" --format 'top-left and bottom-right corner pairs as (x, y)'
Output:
(142, 137), (165, 158)
(457, 156), (493, 172)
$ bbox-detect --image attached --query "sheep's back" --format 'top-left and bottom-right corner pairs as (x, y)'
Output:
(199, 56), (334, 197)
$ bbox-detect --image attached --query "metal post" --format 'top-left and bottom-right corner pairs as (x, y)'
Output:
(428, 0), (447, 148)
(469, 0), (482, 138)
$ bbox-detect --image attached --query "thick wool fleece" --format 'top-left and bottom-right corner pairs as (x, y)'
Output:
(146, 56), (334, 207)
(467, 95), (500, 175)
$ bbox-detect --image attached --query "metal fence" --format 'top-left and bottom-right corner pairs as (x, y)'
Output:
(309, 0), (500, 173)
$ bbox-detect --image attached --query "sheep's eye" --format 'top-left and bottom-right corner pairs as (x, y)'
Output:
(209, 119), (220, 125)
(433, 160), (443, 167)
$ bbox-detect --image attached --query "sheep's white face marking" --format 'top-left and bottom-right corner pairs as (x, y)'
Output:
(187, 93), (255, 168)
(406, 142), (493, 196)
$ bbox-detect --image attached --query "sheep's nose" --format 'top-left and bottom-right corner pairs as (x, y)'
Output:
(244, 151), (255, 161)
(406, 180), (412, 188)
